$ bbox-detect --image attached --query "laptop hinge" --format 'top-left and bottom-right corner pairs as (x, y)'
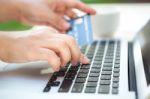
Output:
(128, 42), (138, 99)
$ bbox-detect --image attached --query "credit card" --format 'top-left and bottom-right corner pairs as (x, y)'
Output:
(67, 14), (93, 46)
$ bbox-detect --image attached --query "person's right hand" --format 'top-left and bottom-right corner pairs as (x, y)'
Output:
(0, 28), (90, 71)
(0, 0), (96, 32)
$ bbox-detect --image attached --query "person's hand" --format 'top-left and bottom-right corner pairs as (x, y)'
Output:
(0, 0), (96, 32)
(0, 28), (90, 71)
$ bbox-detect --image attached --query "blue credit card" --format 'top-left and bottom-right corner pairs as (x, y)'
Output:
(67, 15), (93, 46)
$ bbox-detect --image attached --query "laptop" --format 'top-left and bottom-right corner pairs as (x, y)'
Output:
(0, 18), (150, 99)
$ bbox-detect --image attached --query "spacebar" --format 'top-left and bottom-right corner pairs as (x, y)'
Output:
(58, 80), (72, 92)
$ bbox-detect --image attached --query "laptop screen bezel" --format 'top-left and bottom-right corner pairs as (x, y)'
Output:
(134, 19), (150, 86)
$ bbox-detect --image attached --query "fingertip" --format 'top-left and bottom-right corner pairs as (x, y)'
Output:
(48, 57), (61, 72)
(80, 55), (90, 64)
(53, 67), (60, 72)
(74, 1), (96, 15)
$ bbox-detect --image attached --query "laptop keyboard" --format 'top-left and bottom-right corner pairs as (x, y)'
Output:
(43, 40), (120, 94)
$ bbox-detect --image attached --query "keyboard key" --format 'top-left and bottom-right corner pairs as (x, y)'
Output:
(71, 83), (84, 93)
(101, 71), (112, 75)
(81, 64), (90, 69)
(105, 59), (113, 63)
(102, 67), (112, 71)
(89, 73), (99, 77)
(105, 55), (113, 58)
(49, 74), (57, 82)
(87, 56), (93, 59)
(101, 75), (111, 80)
(69, 66), (79, 71)
(51, 81), (60, 87)
(79, 69), (89, 74)
(65, 72), (76, 80)
(56, 71), (66, 77)
(103, 63), (113, 67)
(98, 85), (110, 94)
(109, 40), (115, 44)
(100, 41), (106, 45)
(88, 77), (99, 82)
(115, 60), (120, 64)
(90, 68), (100, 73)
(77, 73), (88, 78)
(67, 69), (77, 74)
(85, 87), (96, 93)
(114, 64), (120, 68)
(58, 80), (72, 92)
(75, 78), (86, 83)
(115, 57), (120, 60)
(112, 83), (119, 88)
(93, 61), (102, 65)
(113, 68), (120, 73)
(64, 76), (74, 81)
(43, 85), (51, 92)
(92, 65), (101, 69)
(86, 82), (97, 87)
(92, 66), (101, 69)
(112, 88), (119, 94)
(100, 80), (111, 85)
(95, 54), (103, 57)
(113, 77), (119, 82)
(94, 58), (103, 61)
(113, 73), (120, 77)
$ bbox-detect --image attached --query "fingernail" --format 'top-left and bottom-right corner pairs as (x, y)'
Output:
(63, 22), (70, 29)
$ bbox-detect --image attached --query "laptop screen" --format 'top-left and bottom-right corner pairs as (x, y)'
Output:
(136, 20), (150, 85)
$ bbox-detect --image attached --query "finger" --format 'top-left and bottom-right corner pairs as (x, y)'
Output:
(79, 54), (90, 64)
(30, 48), (61, 71)
(65, 10), (77, 19)
(41, 38), (71, 67)
(49, 34), (81, 65)
(70, 1), (96, 15)
(20, 10), (70, 32)
(46, 11), (71, 31)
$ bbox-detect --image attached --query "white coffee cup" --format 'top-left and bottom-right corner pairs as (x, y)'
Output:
(91, 7), (120, 37)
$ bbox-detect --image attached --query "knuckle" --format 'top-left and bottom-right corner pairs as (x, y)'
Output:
(58, 39), (68, 49)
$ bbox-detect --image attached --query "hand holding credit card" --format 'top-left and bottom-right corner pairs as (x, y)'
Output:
(41, 14), (93, 74)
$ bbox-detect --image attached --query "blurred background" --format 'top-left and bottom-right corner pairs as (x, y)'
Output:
(0, 0), (150, 31)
